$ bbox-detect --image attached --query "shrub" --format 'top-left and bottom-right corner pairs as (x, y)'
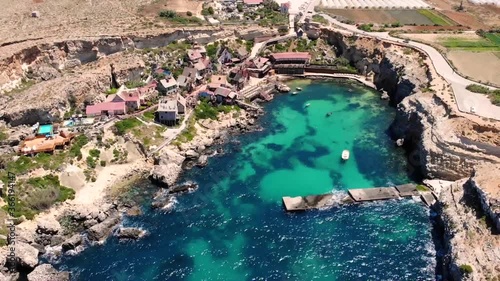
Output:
(159, 10), (176, 18)
(100, 160), (107, 167)
(466, 84), (489, 94)
(459, 264), (473, 275)
(89, 149), (101, 158)
(69, 134), (89, 159)
(186, 11), (193, 16)
(86, 156), (97, 169)
(106, 88), (118, 95)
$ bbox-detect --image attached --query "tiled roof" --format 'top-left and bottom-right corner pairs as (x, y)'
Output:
(86, 102), (126, 115)
(214, 87), (233, 97)
(271, 52), (311, 61)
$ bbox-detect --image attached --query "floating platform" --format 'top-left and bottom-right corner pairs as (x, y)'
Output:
(282, 184), (428, 212)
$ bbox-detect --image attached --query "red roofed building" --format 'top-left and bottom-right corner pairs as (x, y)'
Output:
(86, 102), (126, 117)
(270, 52), (311, 75)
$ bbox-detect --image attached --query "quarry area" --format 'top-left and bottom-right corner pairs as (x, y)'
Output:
(0, 0), (499, 280)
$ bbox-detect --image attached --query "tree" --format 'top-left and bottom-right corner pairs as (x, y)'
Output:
(186, 11), (193, 16)
(208, 6), (214, 15)
(263, 0), (280, 11)
(237, 3), (244, 12)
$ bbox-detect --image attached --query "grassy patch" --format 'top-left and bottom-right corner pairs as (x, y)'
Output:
(143, 111), (155, 121)
(483, 32), (500, 45)
(125, 80), (146, 88)
(131, 124), (166, 150)
(418, 10), (454, 26)
(173, 117), (197, 144)
(106, 88), (118, 95)
(358, 23), (373, 32)
(416, 184), (429, 192)
(440, 37), (500, 51)
(69, 134), (89, 160)
(114, 118), (142, 136)
(159, 10), (203, 25)
(466, 84), (500, 105)
(312, 14), (328, 25)
(459, 264), (473, 276)
(2, 175), (75, 219)
(194, 100), (240, 120)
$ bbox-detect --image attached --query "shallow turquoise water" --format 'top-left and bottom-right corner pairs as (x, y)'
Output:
(56, 80), (435, 280)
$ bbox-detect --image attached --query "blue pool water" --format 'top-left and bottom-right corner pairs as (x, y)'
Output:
(55, 80), (435, 280)
(37, 124), (53, 135)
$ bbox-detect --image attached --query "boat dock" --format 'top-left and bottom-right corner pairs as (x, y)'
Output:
(282, 184), (438, 212)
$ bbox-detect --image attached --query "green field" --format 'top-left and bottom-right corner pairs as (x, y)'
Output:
(484, 33), (500, 45)
(440, 36), (500, 51)
(418, 10), (454, 26)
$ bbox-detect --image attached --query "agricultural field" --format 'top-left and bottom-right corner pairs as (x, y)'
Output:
(432, 0), (500, 29)
(401, 32), (500, 85)
(417, 9), (455, 26)
(322, 9), (455, 26)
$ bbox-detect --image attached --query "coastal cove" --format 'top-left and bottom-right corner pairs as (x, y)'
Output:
(54, 80), (436, 280)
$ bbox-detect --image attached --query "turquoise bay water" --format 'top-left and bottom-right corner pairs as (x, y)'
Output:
(56, 80), (435, 280)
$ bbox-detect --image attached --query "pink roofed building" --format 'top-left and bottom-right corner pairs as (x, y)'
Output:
(243, 0), (263, 5)
(270, 52), (311, 75)
(86, 102), (126, 117)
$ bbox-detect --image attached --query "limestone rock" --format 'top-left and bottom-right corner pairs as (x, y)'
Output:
(150, 163), (182, 188)
(197, 155), (208, 167)
(115, 227), (147, 240)
(87, 213), (121, 242)
(15, 242), (39, 269)
(27, 264), (70, 281)
(36, 217), (61, 235)
(184, 150), (199, 160)
(61, 234), (82, 251)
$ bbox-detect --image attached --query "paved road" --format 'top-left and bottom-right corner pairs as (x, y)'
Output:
(318, 13), (500, 121)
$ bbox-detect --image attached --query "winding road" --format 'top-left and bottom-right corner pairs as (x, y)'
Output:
(317, 13), (500, 121)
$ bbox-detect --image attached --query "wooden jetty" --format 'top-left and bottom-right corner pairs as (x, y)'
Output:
(282, 184), (437, 212)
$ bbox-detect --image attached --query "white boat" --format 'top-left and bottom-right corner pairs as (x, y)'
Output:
(291, 91), (298, 95)
(296, 87), (303, 91)
(305, 103), (311, 107)
(341, 150), (350, 160)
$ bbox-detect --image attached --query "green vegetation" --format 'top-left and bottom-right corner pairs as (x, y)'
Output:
(143, 111), (155, 121)
(125, 80), (146, 89)
(114, 118), (142, 135)
(86, 156), (97, 168)
(245, 40), (254, 53)
(246, 1), (288, 27)
(186, 11), (193, 17)
(418, 10), (454, 26)
(237, 3), (244, 12)
(0, 130), (6, 142)
(2, 175), (75, 219)
(159, 10), (203, 25)
(358, 23), (373, 32)
(459, 264), (473, 276)
(416, 184), (429, 192)
(466, 84), (500, 105)
(100, 160), (107, 167)
(88, 149), (101, 158)
(69, 134), (89, 159)
(106, 88), (118, 95)
(173, 117), (197, 145)
(440, 37), (500, 51)
(295, 38), (317, 52)
(312, 15), (328, 25)
(483, 33), (500, 45)
(206, 43), (219, 58)
(194, 100), (240, 120)
(201, 7), (215, 16)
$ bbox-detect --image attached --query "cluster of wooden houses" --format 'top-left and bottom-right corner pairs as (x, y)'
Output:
(84, 47), (312, 126)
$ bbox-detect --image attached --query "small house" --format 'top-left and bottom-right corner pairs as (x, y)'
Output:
(106, 90), (140, 111)
(177, 94), (186, 114)
(218, 48), (232, 64)
(214, 87), (237, 104)
(157, 77), (179, 95)
(246, 57), (271, 78)
(228, 67), (248, 90)
(157, 99), (178, 126)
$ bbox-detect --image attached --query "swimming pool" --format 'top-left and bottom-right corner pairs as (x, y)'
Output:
(37, 124), (53, 136)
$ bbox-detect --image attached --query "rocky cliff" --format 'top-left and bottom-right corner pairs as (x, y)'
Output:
(437, 172), (500, 281)
(321, 29), (431, 105)
(390, 92), (500, 180)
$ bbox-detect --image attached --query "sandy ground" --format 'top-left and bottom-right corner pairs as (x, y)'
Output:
(402, 32), (484, 44)
(448, 51), (500, 85)
(432, 0), (500, 28)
